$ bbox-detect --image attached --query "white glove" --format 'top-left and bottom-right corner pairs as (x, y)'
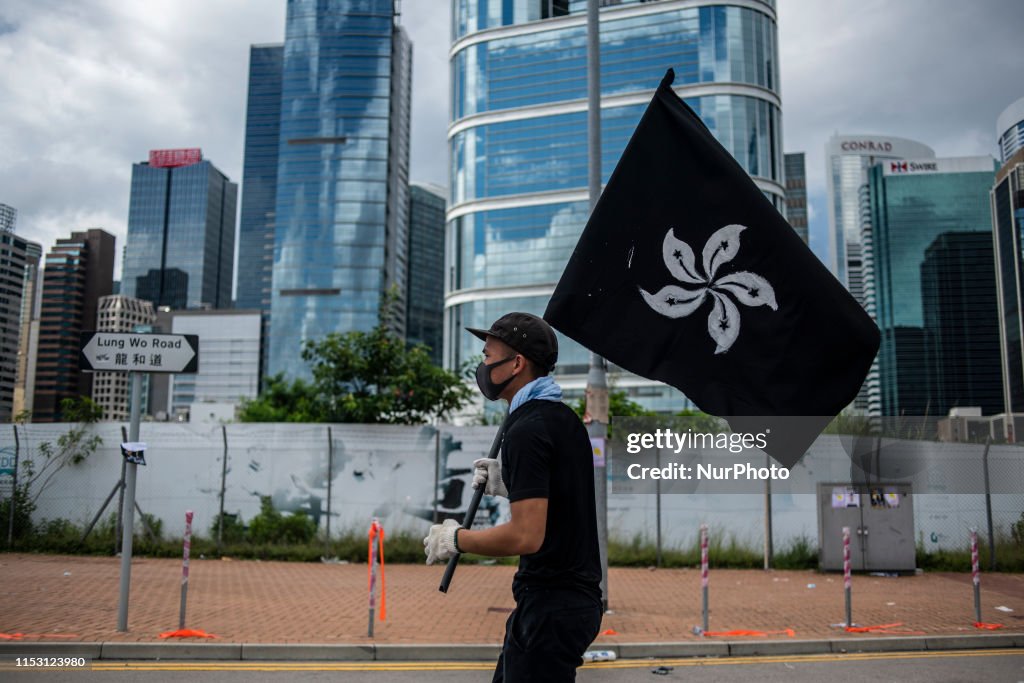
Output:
(423, 518), (461, 565)
(472, 457), (509, 498)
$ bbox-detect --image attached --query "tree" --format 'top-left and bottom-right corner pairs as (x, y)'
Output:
(4, 398), (104, 542)
(300, 325), (472, 424)
(19, 397), (103, 505)
(238, 375), (322, 423)
(240, 293), (472, 424)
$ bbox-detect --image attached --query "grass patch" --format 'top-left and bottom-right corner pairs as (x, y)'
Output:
(608, 533), (818, 570)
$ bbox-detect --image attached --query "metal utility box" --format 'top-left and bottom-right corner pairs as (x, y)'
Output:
(817, 482), (915, 572)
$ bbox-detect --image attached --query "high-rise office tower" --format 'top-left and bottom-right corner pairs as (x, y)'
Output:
(237, 45), (284, 313)
(121, 148), (237, 310)
(864, 156), (997, 417)
(825, 135), (934, 298)
(992, 145), (1024, 419)
(0, 219), (41, 421)
(238, 45), (284, 385)
(91, 295), (156, 421)
(447, 0), (783, 410)
(262, 0), (412, 380)
(33, 229), (115, 422)
(997, 97), (1024, 165)
(784, 152), (808, 244)
(12, 241), (42, 419)
(920, 232), (1002, 416)
(406, 183), (445, 365)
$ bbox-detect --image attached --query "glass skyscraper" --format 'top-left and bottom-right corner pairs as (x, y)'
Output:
(920, 232), (1001, 416)
(997, 97), (1024, 165)
(237, 45), (284, 313)
(407, 183), (445, 365)
(447, 0), (783, 410)
(0, 226), (40, 421)
(825, 135), (934, 296)
(866, 156), (998, 417)
(266, 0), (412, 380)
(992, 149), (1024, 421)
(121, 150), (237, 310)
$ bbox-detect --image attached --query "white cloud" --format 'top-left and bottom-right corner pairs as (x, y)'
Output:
(1, 0), (1019, 284)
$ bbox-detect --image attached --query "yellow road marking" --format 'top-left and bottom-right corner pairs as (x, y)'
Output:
(72, 649), (1024, 672)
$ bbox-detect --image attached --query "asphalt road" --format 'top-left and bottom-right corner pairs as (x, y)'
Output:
(2, 650), (1022, 682)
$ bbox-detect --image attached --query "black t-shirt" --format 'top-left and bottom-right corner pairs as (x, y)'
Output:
(499, 399), (602, 603)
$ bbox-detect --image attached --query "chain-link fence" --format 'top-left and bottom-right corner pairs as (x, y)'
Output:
(2, 420), (1022, 569)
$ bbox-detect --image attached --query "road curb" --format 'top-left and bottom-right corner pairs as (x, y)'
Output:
(0, 634), (1018, 661)
(241, 644), (375, 661)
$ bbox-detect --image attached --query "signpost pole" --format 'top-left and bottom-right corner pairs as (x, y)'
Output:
(116, 372), (143, 632)
(78, 330), (198, 632)
(585, 0), (608, 612)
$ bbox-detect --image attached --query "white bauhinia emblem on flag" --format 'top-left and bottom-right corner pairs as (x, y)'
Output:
(639, 224), (778, 354)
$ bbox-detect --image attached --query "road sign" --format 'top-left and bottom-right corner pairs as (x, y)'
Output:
(79, 332), (199, 374)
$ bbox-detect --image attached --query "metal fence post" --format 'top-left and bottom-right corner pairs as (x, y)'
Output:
(7, 424), (19, 547)
(764, 452), (773, 570)
(326, 426), (334, 554)
(971, 528), (981, 624)
(117, 426), (128, 555)
(433, 427), (440, 524)
(217, 426), (228, 554)
(981, 436), (995, 571)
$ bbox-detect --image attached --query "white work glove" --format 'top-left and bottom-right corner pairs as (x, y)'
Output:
(423, 518), (461, 565)
(472, 457), (509, 498)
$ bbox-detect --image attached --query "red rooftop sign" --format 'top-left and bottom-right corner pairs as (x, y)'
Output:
(149, 148), (202, 168)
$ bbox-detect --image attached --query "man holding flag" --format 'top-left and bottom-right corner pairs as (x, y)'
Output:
(426, 66), (878, 680)
(424, 312), (603, 680)
(545, 69), (879, 468)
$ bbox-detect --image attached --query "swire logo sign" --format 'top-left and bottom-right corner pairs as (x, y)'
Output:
(890, 160), (939, 174)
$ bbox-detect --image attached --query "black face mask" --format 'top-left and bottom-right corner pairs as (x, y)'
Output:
(475, 355), (517, 401)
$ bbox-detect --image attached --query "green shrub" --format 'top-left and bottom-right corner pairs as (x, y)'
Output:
(209, 512), (246, 544)
(0, 483), (35, 543)
(247, 496), (316, 545)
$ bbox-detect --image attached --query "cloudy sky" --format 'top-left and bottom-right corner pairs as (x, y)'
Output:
(1, 0), (1021, 282)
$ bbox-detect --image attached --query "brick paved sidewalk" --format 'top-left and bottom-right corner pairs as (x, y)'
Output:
(1, 553), (1021, 645)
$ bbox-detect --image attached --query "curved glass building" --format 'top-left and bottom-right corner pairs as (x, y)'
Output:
(997, 96), (1024, 165)
(446, 0), (783, 410)
(267, 0), (411, 380)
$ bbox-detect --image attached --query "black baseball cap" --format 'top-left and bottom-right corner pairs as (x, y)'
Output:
(466, 312), (558, 371)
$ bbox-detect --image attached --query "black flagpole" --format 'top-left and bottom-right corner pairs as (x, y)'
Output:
(438, 413), (507, 593)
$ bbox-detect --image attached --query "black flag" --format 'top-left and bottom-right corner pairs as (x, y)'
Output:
(544, 69), (879, 468)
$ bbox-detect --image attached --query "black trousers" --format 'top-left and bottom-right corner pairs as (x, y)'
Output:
(492, 586), (603, 683)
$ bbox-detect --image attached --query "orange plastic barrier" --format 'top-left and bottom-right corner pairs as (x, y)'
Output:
(368, 520), (387, 621)
(974, 622), (1004, 630)
(159, 628), (218, 639)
